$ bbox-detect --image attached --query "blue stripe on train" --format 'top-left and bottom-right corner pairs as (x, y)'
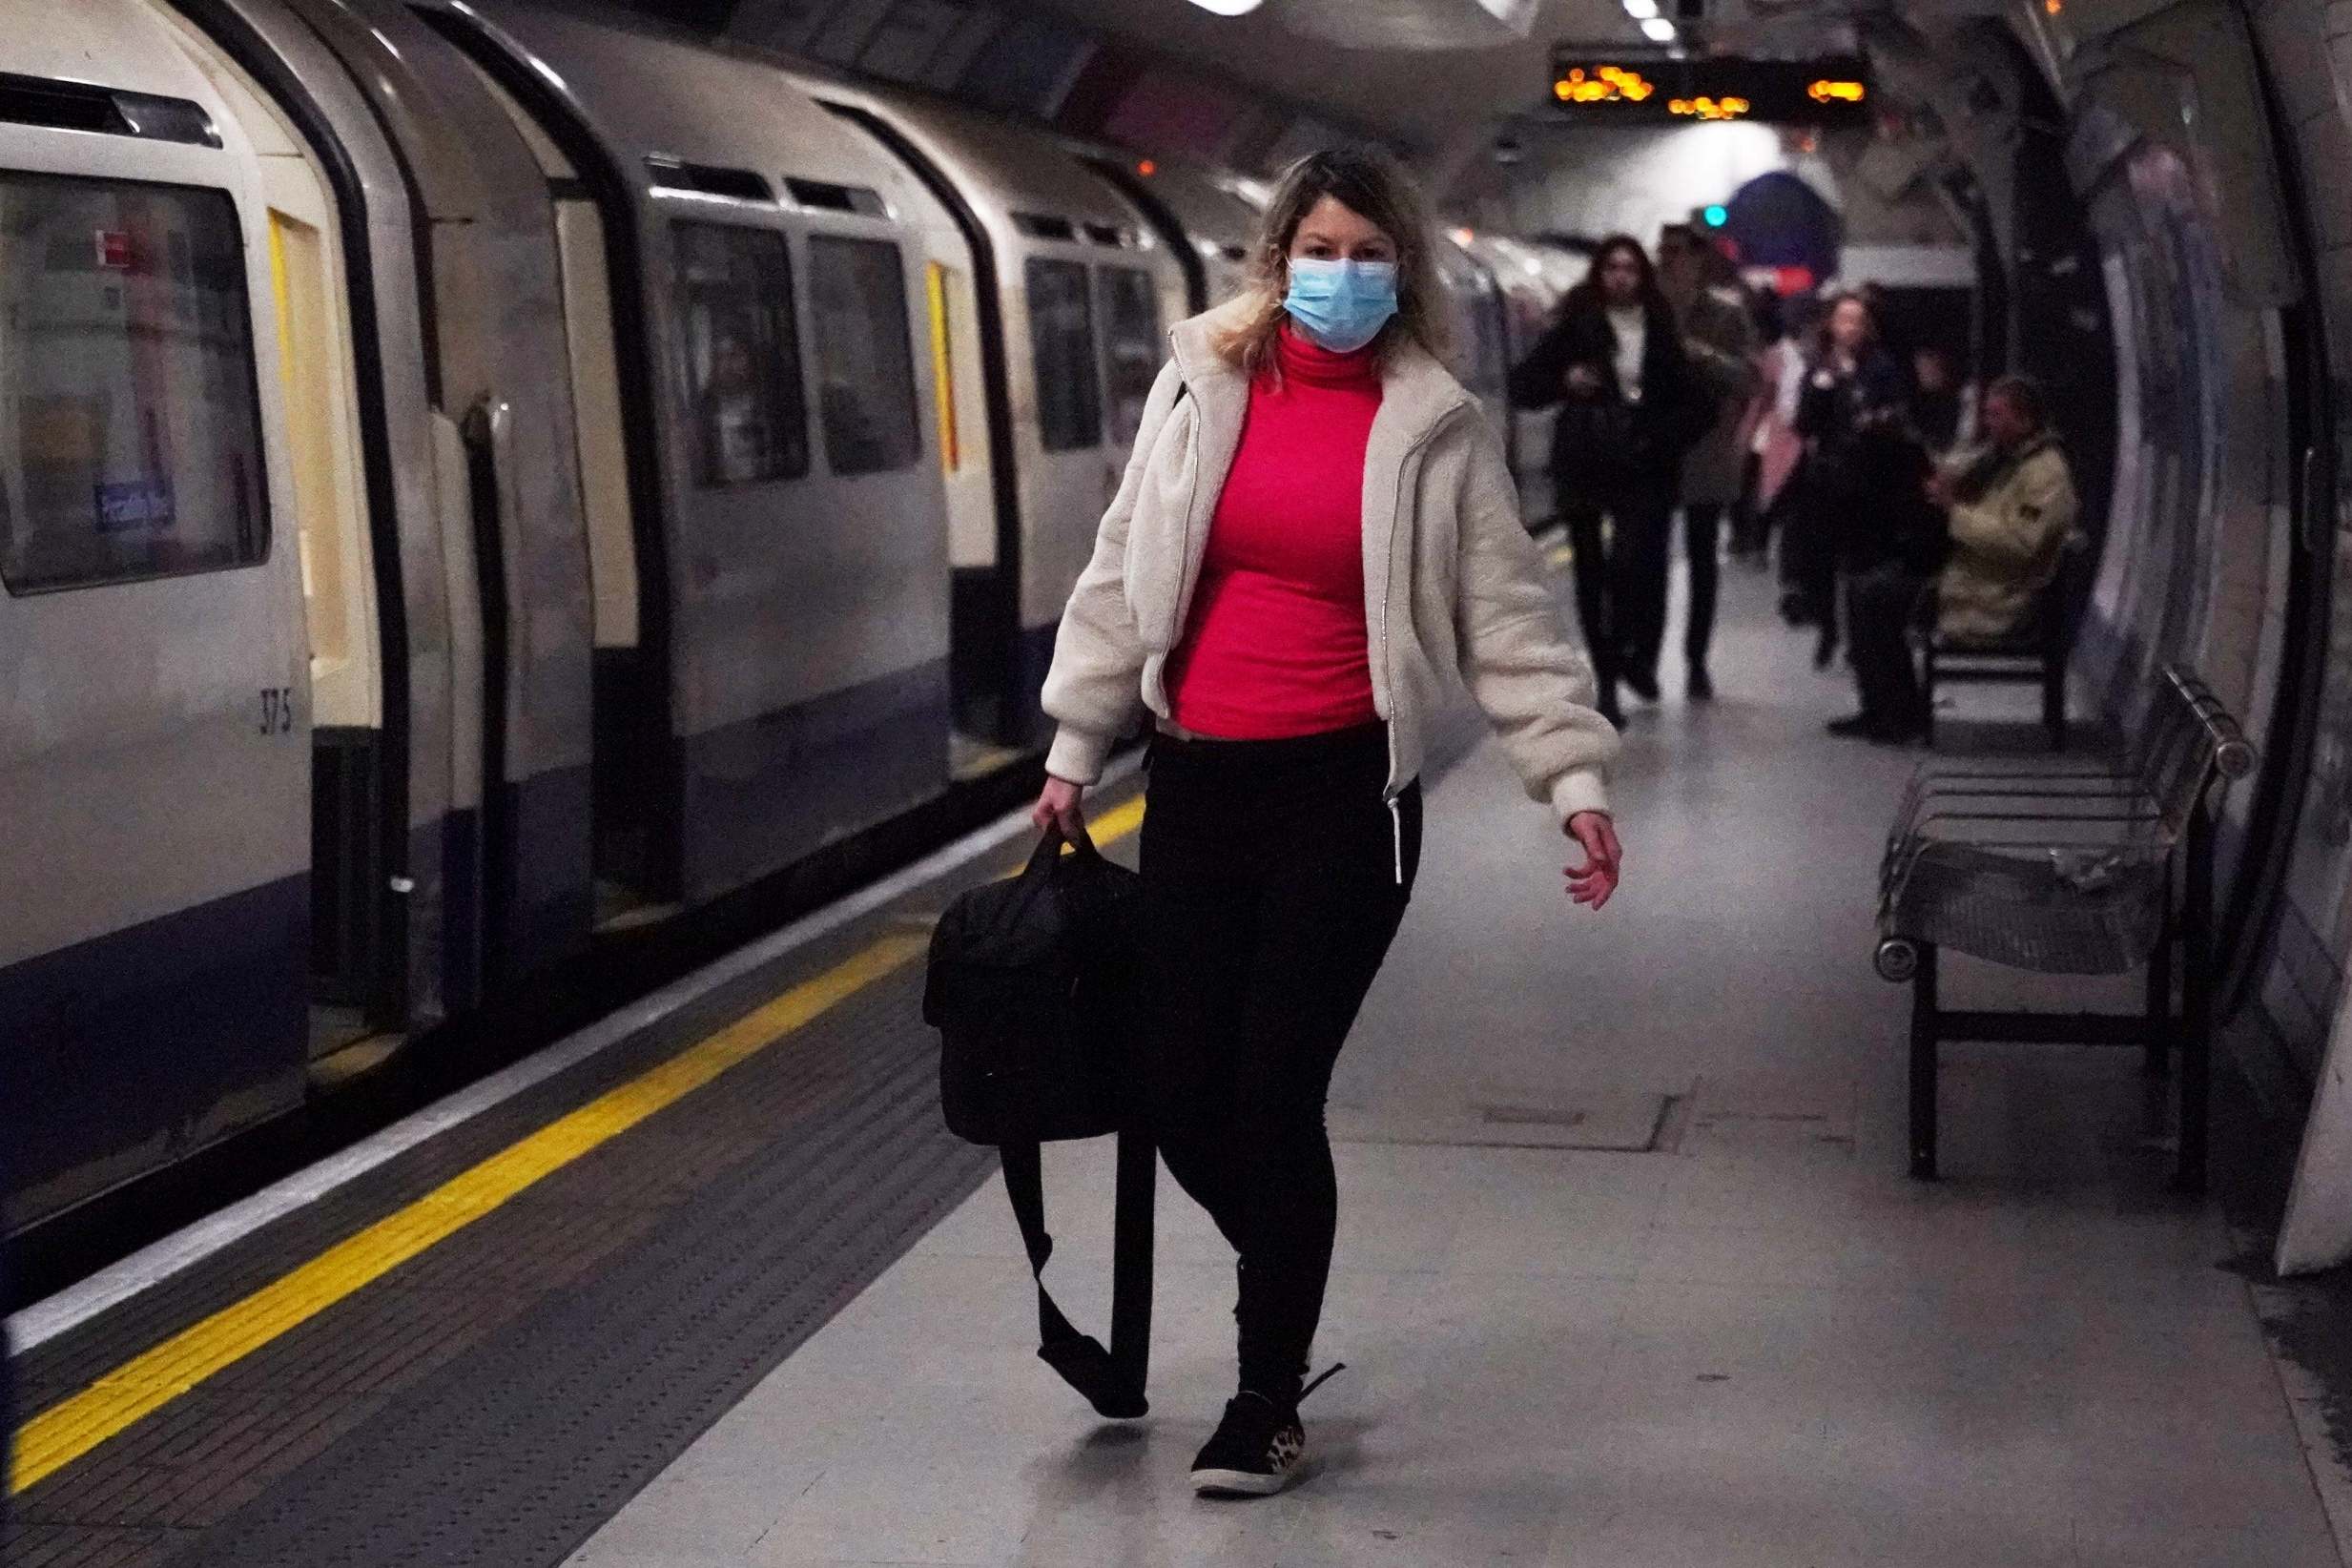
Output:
(2, 876), (308, 1229)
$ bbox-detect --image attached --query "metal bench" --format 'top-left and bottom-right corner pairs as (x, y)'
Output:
(1920, 548), (2084, 751)
(1873, 665), (2255, 1189)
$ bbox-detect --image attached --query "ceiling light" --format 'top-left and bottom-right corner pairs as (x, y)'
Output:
(1640, 16), (1678, 41)
(1184, 0), (1264, 13)
(1622, 0), (1660, 17)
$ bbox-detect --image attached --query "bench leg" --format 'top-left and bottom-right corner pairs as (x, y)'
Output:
(2143, 910), (2173, 1080)
(1909, 943), (1940, 1180)
(2044, 659), (2067, 751)
(2175, 807), (2215, 1194)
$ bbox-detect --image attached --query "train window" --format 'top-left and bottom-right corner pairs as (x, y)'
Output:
(1097, 266), (1163, 448)
(671, 221), (809, 487)
(808, 237), (920, 477)
(1024, 258), (1102, 452)
(0, 173), (269, 594)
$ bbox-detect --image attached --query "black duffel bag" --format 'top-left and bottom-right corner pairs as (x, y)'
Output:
(921, 825), (1148, 1417)
(924, 826), (1142, 1143)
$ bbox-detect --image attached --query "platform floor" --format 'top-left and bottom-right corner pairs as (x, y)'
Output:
(10, 563), (2345, 1568)
(563, 567), (2343, 1568)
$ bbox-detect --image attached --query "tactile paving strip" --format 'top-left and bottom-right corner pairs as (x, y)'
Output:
(8, 951), (999, 1568)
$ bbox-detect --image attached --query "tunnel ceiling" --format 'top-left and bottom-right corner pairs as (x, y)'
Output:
(674, 0), (1872, 165)
(1012, 0), (1867, 152)
(1013, 0), (1623, 150)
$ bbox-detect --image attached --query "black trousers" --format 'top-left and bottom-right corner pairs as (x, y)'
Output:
(1140, 722), (1421, 1404)
(1777, 470), (1841, 644)
(1728, 453), (1766, 558)
(1847, 566), (1932, 724)
(1683, 502), (1724, 671)
(1562, 478), (1676, 697)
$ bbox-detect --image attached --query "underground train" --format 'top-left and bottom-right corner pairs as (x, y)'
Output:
(0, 0), (1568, 1233)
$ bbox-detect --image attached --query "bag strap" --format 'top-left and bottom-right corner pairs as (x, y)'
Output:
(998, 1140), (1147, 1419)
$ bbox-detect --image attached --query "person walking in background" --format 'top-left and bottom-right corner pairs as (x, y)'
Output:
(1787, 291), (1909, 670)
(1032, 148), (1622, 1498)
(1836, 375), (2079, 740)
(1658, 225), (1761, 700)
(1510, 235), (1711, 723)
(1743, 291), (1808, 569)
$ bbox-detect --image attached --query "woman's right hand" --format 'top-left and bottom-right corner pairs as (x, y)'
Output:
(1032, 774), (1086, 838)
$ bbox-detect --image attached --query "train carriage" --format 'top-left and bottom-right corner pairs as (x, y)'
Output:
(0, 0), (316, 1225)
(1083, 154), (1266, 313)
(1, 0), (1572, 1240)
(418, 0), (957, 911)
(790, 70), (1192, 750)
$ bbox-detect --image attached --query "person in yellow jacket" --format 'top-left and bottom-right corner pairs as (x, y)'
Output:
(1836, 375), (2079, 741)
(1931, 378), (2079, 643)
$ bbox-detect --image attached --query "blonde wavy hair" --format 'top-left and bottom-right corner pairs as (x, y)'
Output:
(1213, 147), (1453, 376)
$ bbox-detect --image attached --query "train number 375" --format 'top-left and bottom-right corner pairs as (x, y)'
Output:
(258, 687), (298, 735)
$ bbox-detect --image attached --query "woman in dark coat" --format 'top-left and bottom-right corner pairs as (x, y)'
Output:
(1785, 291), (1912, 667)
(1510, 235), (1711, 724)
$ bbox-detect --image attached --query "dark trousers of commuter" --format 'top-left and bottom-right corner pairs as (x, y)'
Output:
(1140, 722), (1421, 1406)
(1728, 454), (1766, 559)
(1613, 484), (1676, 687)
(1682, 502), (1724, 672)
(1847, 566), (1932, 728)
(1780, 486), (1842, 661)
(1563, 479), (1675, 700)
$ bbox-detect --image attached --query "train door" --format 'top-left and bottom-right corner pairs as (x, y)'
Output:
(818, 98), (1023, 759)
(0, 42), (311, 1224)
(1096, 260), (1166, 458)
(1011, 238), (1112, 738)
(923, 248), (1010, 775)
(419, 31), (672, 924)
(799, 145), (992, 771)
(155, 6), (392, 1060)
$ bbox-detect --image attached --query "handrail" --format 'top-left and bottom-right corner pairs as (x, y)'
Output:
(2163, 666), (2256, 779)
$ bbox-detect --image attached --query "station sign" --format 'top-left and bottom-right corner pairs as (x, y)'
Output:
(1547, 52), (1873, 125)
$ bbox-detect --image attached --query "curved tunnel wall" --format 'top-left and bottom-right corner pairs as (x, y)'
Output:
(1981, 0), (2352, 1266)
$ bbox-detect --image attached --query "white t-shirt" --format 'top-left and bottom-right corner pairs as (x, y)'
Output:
(1606, 304), (1646, 403)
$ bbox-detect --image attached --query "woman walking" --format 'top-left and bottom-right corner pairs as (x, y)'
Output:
(1508, 235), (1710, 722)
(1786, 291), (1910, 669)
(1030, 149), (1623, 1497)
(1657, 225), (1762, 700)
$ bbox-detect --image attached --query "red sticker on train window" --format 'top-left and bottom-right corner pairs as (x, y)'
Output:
(95, 230), (132, 269)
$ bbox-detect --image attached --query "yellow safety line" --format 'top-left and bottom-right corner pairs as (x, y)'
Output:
(9, 796), (1145, 1496)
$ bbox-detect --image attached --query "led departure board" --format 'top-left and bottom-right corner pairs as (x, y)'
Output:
(1547, 53), (1873, 125)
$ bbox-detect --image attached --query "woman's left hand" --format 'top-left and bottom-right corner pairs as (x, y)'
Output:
(1564, 812), (1622, 910)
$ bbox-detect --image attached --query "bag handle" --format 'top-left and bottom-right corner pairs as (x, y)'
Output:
(1021, 825), (1102, 879)
(998, 1141), (1147, 1420)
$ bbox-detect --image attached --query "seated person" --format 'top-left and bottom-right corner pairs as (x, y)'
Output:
(1832, 376), (2080, 742)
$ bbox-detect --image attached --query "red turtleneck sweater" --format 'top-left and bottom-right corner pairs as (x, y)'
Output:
(1166, 326), (1383, 738)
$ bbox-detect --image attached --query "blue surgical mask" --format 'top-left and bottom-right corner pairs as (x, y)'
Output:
(1284, 258), (1398, 353)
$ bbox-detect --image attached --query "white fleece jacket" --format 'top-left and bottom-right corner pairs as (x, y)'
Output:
(1041, 298), (1620, 823)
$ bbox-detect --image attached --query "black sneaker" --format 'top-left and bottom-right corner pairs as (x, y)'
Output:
(1826, 712), (1877, 738)
(1189, 1366), (1344, 1497)
(1189, 1392), (1304, 1496)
